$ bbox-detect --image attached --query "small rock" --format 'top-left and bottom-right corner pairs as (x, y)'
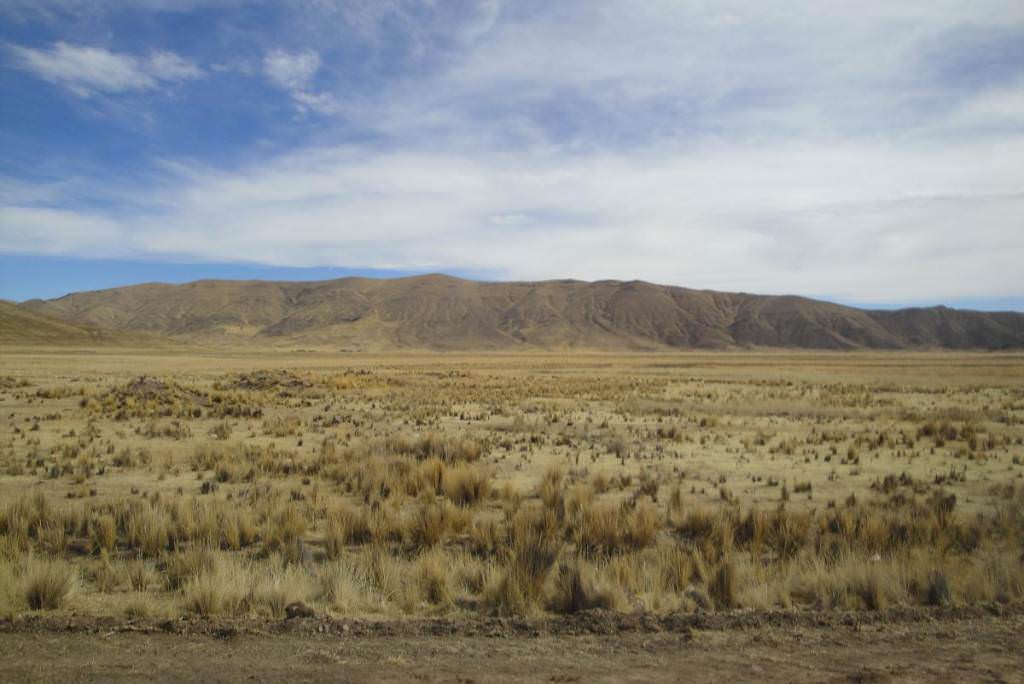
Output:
(684, 585), (711, 610)
(285, 602), (315, 620)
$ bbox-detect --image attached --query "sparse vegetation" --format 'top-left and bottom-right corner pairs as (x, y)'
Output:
(0, 350), (1022, 621)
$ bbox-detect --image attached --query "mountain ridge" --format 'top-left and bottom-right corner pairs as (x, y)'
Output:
(16, 274), (1024, 351)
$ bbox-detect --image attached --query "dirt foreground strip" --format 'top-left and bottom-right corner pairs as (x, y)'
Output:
(1, 604), (1022, 639)
(1, 608), (1022, 683)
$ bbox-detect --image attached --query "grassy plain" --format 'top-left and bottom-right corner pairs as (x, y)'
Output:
(1, 348), (1022, 623)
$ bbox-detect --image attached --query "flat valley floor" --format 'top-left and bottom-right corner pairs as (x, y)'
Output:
(1, 348), (1023, 682)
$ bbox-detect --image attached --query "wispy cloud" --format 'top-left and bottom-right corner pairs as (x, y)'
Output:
(4, 130), (1022, 302)
(261, 48), (339, 114)
(1, 1), (1022, 304)
(147, 50), (203, 82)
(8, 42), (201, 97)
(263, 48), (319, 91)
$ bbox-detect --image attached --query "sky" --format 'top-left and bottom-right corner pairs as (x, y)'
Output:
(0, 1), (1022, 309)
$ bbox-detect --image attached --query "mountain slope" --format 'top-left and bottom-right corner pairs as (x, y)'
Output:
(18, 275), (1024, 350)
(0, 300), (146, 346)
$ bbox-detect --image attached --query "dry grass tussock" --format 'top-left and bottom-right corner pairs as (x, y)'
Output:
(1, 354), (1023, 619)
(1, 461), (1022, 619)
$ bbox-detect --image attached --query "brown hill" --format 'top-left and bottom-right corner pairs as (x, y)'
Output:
(0, 300), (152, 347)
(17, 275), (1024, 350)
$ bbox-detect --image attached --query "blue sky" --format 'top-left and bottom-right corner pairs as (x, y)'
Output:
(1, 1), (1022, 309)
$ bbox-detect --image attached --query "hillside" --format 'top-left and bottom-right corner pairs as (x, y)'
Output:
(0, 300), (124, 346)
(17, 275), (1024, 350)
(0, 300), (177, 348)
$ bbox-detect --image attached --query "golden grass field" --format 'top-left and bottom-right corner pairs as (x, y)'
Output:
(1, 346), (1022, 631)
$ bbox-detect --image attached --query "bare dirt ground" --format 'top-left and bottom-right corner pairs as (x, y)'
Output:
(2, 606), (1022, 682)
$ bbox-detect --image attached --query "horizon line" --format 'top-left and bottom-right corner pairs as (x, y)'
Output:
(2, 255), (1022, 314)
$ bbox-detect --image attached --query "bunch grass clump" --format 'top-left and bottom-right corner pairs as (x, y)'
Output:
(22, 556), (76, 610)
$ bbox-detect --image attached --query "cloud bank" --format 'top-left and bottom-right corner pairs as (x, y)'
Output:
(1, 1), (1022, 305)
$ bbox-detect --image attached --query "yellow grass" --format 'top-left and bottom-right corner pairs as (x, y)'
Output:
(0, 348), (1022, 619)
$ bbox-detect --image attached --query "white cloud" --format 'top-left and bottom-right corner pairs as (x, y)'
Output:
(262, 48), (338, 113)
(317, 0), (1024, 148)
(2, 2), (1023, 305)
(147, 50), (202, 82)
(8, 42), (202, 96)
(291, 89), (341, 115)
(4, 131), (1022, 303)
(0, 206), (126, 255)
(942, 82), (1024, 131)
(263, 48), (320, 91)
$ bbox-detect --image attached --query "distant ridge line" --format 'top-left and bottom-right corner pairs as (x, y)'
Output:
(15, 274), (1024, 351)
